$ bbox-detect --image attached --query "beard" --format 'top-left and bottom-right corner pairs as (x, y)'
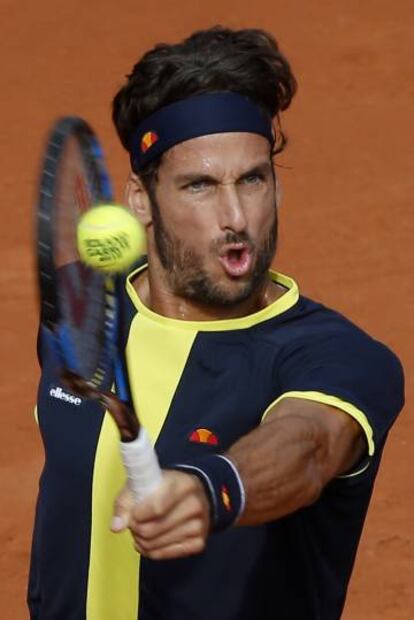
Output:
(150, 196), (278, 307)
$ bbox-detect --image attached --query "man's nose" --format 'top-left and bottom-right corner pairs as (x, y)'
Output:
(217, 184), (247, 233)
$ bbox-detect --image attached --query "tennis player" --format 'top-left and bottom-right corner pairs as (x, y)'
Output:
(28, 27), (404, 620)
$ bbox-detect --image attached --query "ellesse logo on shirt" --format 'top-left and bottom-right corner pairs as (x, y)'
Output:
(49, 386), (82, 406)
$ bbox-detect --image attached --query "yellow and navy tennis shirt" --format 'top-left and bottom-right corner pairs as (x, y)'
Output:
(28, 268), (404, 620)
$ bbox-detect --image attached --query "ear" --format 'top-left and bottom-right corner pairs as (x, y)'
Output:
(124, 172), (153, 226)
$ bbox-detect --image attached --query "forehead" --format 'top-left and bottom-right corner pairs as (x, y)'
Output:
(160, 132), (272, 176)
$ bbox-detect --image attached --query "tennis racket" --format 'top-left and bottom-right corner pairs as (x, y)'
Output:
(36, 116), (162, 501)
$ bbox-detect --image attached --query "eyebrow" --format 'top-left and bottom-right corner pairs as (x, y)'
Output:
(174, 160), (273, 186)
(238, 161), (273, 180)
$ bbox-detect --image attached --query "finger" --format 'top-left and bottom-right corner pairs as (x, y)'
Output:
(136, 537), (206, 560)
(131, 492), (205, 540)
(134, 518), (205, 553)
(131, 472), (200, 523)
(111, 485), (135, 532)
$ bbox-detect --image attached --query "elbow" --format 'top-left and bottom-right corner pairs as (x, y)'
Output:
(301, 468), (324, 507)
(300, 451), (327, 508)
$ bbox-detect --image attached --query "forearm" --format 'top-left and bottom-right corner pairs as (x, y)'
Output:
(227, 398), (365, 526)
(118, 401), (364, 559)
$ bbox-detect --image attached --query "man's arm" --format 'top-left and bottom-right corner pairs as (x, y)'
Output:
(228, 397), (365, 525)
(112, 399), (365, 559)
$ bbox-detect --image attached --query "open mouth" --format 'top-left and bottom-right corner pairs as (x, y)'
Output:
(218, 244), (253, 277)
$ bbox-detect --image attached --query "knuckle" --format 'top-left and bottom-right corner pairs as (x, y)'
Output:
(136, 535), (156, 555)
(174, 472), (197, 498)
(192, 536), (206, 553)
(190, 519), (204, 536)
(138, 540), (150, 553)
(151, 503), (162, 518)
(189, 495), (204, 517)
(152, 497), (167, 518)
(148, 548), (162, 560)
(129, 518), (140, 536)
(138, 523), (152, 539)
(196, 536), (206, 551)
(185, 473), (199, 492)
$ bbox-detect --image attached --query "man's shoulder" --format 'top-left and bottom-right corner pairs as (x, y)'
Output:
(253, 291), (360, 341)
(254, 291), (403, 379)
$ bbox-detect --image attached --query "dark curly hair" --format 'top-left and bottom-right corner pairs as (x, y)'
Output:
(112, 26), (297, 188)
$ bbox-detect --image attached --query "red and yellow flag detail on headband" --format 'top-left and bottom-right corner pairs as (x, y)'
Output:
(189, 428), (219, 445)
(221, 485), (232, 512)
(140, 131), (159, 153)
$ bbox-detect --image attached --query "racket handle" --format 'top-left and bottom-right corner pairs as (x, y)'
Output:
(120, 428), (163, 502)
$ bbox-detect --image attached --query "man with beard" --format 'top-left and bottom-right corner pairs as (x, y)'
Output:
(28, 27), (404, 620)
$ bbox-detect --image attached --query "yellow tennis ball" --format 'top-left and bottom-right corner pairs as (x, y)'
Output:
(77, 204), (146, 272)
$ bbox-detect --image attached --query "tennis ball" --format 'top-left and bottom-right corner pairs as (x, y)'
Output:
(77, 204), (146, 272)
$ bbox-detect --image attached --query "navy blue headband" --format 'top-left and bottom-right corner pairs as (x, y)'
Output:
(130, 92), (274, 171)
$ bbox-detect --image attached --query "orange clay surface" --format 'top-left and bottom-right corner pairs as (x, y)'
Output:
(0, 1), (412, 618)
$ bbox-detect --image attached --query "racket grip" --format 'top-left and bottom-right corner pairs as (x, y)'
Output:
(120, 428), (163, 502)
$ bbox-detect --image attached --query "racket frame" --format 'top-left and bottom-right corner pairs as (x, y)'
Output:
(36, 116), (115, 387)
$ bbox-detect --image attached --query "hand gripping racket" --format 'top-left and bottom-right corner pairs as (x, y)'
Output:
(36, 116), (162, 501)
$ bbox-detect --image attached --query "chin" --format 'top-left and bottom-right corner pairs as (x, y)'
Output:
(183, 274), (259, 307)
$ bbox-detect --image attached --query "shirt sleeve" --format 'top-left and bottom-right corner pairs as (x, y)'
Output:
(269, 328), (404, 460)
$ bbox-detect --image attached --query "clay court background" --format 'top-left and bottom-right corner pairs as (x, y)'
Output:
(1, 1), (413, 618)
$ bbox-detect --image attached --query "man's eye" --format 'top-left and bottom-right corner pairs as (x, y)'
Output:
(184, 180), (211, 192)
(241, 174), (263, 185)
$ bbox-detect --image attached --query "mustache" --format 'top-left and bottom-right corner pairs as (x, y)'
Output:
(213, 231), (254, 251)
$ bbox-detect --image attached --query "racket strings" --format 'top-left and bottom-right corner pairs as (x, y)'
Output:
(49, 124), (115, 385)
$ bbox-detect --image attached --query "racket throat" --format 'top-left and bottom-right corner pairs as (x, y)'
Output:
(61, 369), (140, 441)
